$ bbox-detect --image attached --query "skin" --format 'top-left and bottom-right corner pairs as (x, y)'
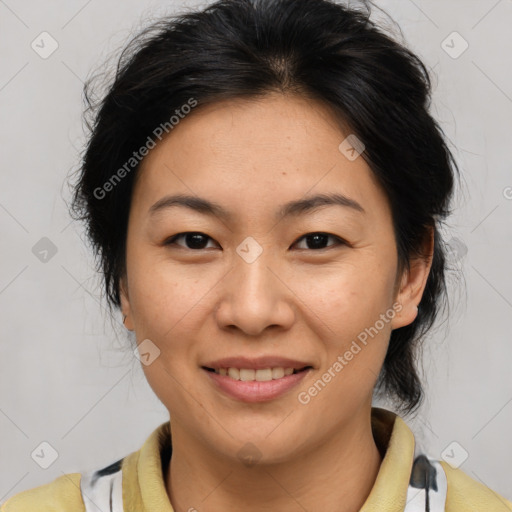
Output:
(120, 92), (433, 512)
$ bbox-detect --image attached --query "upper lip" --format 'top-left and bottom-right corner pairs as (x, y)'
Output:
(202, 356), (313, 370)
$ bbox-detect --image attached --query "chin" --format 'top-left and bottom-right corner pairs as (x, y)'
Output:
(212, 421), (308, 465)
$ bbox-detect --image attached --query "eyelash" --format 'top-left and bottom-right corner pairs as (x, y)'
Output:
(164, 232), (347, 251)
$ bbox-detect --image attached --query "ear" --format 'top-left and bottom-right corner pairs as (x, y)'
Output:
(119, 275), (135, 331)
(390, 227), (434, 330)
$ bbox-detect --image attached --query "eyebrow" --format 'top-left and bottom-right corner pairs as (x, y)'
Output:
(148, 192), (365, 221)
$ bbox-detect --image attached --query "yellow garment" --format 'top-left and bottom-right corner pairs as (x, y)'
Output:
(2, 408), (511, 511)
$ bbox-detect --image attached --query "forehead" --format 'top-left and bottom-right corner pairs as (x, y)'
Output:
(130, 92), (390, 224)
(162, 92), (348, 158)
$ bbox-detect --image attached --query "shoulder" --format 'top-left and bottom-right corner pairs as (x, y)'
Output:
(1, 456), (125, 512)
(0, 421), (169, 512)
(441, 461), (512, 511)
(0, 473), (85, 512)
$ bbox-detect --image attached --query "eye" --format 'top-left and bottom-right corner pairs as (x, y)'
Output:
(164, 232), (219, 250)
(292, 232), (346, 250)
(164, 231), (346, 251)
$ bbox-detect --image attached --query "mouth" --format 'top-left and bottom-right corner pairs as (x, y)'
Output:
(201, 363), (313, 403)
(202, 366), (313, 381)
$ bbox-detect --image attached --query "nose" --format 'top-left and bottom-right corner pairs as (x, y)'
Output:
(214, 249), (295, 337)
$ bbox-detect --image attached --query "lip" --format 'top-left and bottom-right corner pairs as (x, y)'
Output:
(201, 356), (312, 370)
(202, 366), (312, 403)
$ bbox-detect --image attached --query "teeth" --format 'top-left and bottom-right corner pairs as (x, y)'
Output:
(214, 367), (301, 381)
(240, 369), (255, 381)
(272, 367), (284, 379)
(256, 368), (273, 381)
(228, 368), (240, 380)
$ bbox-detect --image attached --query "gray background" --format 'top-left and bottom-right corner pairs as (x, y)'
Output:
(1, 0), (511, 503)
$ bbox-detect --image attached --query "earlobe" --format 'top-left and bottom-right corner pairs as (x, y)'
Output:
(390, 228), (434, 330)
(119, 277), (135, 331)
(390, 266), (425, 329)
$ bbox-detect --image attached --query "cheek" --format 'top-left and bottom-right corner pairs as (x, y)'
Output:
(130, 268), (205, 414)
(127, 249), (207, 339)
(296, 270), (394, 416)
(298, 258), (397, 336)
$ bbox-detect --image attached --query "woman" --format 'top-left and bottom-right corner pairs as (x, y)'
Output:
(2, 0), (510, 510)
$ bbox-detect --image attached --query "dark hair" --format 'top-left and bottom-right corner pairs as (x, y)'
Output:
(68, 0), (459, 415)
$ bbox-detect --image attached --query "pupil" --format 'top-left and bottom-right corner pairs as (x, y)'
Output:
(187, 233), (207, 249)
(308, 234), (327, 249)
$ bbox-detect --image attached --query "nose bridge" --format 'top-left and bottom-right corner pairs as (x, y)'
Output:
(216, 239), (293, 335)
(235, 245), (275, 300)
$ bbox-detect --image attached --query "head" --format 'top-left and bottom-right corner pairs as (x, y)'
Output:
(69, 0), (457, 463)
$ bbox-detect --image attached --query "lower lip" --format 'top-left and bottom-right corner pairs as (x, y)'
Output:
(202, 368), (311, 403)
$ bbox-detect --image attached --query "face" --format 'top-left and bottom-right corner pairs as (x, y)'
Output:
(120, 92), (427, 464)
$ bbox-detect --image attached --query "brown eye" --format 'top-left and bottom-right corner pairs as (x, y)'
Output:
(165, 232), (219, 250)
(293, 233), (345, 250)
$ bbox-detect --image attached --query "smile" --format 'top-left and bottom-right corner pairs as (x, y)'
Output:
(202, 366), (312, 402)
(204, 366), (310, 381)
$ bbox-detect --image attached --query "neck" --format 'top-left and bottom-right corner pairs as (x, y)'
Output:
(166, 409), (382, 512)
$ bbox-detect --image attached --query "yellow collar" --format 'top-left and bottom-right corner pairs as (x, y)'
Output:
(361, 408), (416, 511)
(121, 407), (415, 512)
